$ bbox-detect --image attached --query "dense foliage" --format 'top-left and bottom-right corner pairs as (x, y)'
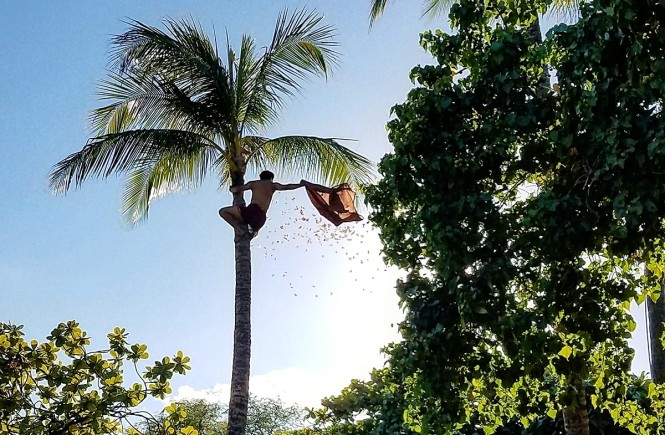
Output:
(310, 368), (658, 434)
(315, 0), (665, 434)
(0, 321), (191, 434)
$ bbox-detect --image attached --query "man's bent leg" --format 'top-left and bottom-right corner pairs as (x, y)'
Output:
(219, 206), (242, 226)
(219, 206), (251, 242)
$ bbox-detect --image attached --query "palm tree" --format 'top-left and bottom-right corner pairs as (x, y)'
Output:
(49, 10), (373, 435)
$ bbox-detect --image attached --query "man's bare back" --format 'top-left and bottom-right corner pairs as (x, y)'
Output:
(218, 170), (306, 240)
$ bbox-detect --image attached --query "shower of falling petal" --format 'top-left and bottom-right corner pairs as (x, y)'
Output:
(258, 194), (392, 299)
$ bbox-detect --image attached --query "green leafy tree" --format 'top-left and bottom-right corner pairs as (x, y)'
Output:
(142, 396), (307, 435)
(310, 368), (657, 434)
(276, 430), (325, 435)
(368, 0), (579, 100)
(308, 367), (414, 434)
(141, 399), (227, 434)
(246, 396), (306, 435)
(48, 10), (373, 435)
(0, 321), (191, 435)
(354, 0), (665, 434)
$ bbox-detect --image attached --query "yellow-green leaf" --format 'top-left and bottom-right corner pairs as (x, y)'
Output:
(648, 382), (656, 398)
(558, 345), (572, 359)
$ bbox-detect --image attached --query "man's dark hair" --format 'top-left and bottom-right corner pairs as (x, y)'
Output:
(259, 170), (275, 180)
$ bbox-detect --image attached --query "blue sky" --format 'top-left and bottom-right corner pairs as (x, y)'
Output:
(0, 0), (652, 410)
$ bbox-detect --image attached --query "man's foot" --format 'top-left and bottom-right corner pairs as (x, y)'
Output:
(233, 225), (257, 243)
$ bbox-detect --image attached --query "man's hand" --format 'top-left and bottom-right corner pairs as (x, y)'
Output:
(230, 182), (253, 194)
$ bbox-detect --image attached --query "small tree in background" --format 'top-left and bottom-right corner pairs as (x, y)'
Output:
(142, 396), (307, 435)
(141, 399), (227, 434)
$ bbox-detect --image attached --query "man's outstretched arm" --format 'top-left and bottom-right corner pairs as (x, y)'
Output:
(274, 181), (305, 191)
(230, 181), (254, 194)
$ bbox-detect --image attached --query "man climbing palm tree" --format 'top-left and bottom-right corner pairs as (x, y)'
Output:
(218, 170), (305, 240)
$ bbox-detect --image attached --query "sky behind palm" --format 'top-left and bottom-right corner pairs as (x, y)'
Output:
(0, 0), (651, 411)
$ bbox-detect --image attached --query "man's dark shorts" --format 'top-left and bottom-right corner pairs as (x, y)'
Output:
(239, 203), (267, 231)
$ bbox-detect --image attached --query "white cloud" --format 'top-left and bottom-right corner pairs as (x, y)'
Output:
(167, 365), (376, 409)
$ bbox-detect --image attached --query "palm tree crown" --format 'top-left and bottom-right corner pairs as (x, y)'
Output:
(50, 9), (373, 223)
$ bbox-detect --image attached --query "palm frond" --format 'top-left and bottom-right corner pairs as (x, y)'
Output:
(49, 129), (217, 194)
(92, 99), (134, 135)
(268, 9), (339, 79)
(92, 71), (218, 135)
(108, 18), (236, 135)
(214, 153), (233, 190)
(549, 0), (581, 20)
(112, 19), (215, 78)
(224, 32), (238, 134)
(240, 9), (339, 133)
(421, 0), (457, 19)
(235, 35), (271, 135)
(121, 145), (216, 224)
(370, 0), (456, 24)
(246, 135), (375, 189)
(369, 0), (391, 25)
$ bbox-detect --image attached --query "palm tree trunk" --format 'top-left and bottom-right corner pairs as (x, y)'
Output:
(562, 375), (590, 435)
(228, 170), (252, 435)
(228, 235), (252, 435)
(648, 278), (665, 383)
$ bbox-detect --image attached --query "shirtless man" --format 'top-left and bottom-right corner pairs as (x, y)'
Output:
(218, 170), (306, 240)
